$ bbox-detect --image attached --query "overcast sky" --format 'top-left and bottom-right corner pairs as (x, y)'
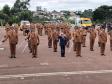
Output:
(0, 0), (112, 11)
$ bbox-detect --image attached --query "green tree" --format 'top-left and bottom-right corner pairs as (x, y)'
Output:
(75, 11), (83, 16)
(62, 11), (70, 19)
(12, 0), (30, 13)
(20, 0), (30, 10)
(18, 10), (33, 22)
(2, 5), (10, 16)
(93, 5), (112, 23)
(0, 0), (32, 25)
(0, 11), (6, 25)
(82, 9), (93, 18)
(11, 0), (31, 23)
(0, 5), (11, 24)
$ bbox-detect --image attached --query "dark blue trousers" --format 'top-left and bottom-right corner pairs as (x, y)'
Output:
(60, 45), (65, 57)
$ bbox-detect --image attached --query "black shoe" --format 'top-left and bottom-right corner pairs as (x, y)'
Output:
(32, 56), (37, 58)
(54, 50), (57, 52)
(83, 46), (86, 47)
(101, 54), (105, 56)
(61, 53), (65, 57)
(74, 49), (76, 51)
(13, 56), (16, 58)
(61, 56), (65, 57)
(76, 55), (82, 57)
(90, 49), (94, 51)
(29, 51), (32, 53)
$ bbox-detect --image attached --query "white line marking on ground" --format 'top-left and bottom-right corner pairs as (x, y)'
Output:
(0, 30), (4, 40)
(68, 40), (73, 53)
(0, 47), (5, 51)
(40, 63), (49, 66)
(0, 64), (8, 68)
(22, 44), (28, 53)
(17, 40), (25, 49)
(1, 70), (112, 79)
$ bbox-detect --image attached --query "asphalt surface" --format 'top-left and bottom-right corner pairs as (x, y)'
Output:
(0, 28), (112, 84)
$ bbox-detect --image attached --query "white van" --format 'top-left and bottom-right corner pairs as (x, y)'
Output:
(20, 20), (30, 31)
(20, 20), (30, 26)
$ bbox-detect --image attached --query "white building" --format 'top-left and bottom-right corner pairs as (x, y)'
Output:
(51, 10), (64, 20)
(36, 6), (42, 11)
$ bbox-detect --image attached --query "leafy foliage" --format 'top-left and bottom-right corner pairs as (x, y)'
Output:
(93, 5), (112, 23)
(0, 0), (32, 25)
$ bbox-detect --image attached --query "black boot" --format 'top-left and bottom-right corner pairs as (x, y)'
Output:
(13, 56), (16, 58)
(61, 53), (65, 57)
(101, 54), (105, 56)
(32, 55), (37, 58)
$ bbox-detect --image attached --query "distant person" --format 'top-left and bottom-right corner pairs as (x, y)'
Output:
(52, 30), (59, 52)
(72, 27), (77, 51)
(88, 27), (97, 51)
(64, 29), (71, 48)
(97, 27), (102, 47)
(82, 28), (87, 47)
(108, 29), (112, 51)
(2, 26), (18, 58)
(101, 22), (106, 30)
(26, 31), (40, 58)
(58, 33), (67, 57)
(107, 22), (112, 32)
(47, 28), (52, 48)
(75, 28), (83, 57)
(99, 28), (107, 56)
(22, 23), (28, 36)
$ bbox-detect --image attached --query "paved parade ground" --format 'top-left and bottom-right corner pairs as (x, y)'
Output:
(0, 28), (112, 84)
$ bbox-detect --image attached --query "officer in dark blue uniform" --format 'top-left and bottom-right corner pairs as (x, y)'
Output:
(58, 33), (67, 57)
(107, 22), (112, 32)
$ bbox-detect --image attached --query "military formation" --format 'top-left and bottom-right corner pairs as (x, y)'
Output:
(1, 22), (112, 58)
